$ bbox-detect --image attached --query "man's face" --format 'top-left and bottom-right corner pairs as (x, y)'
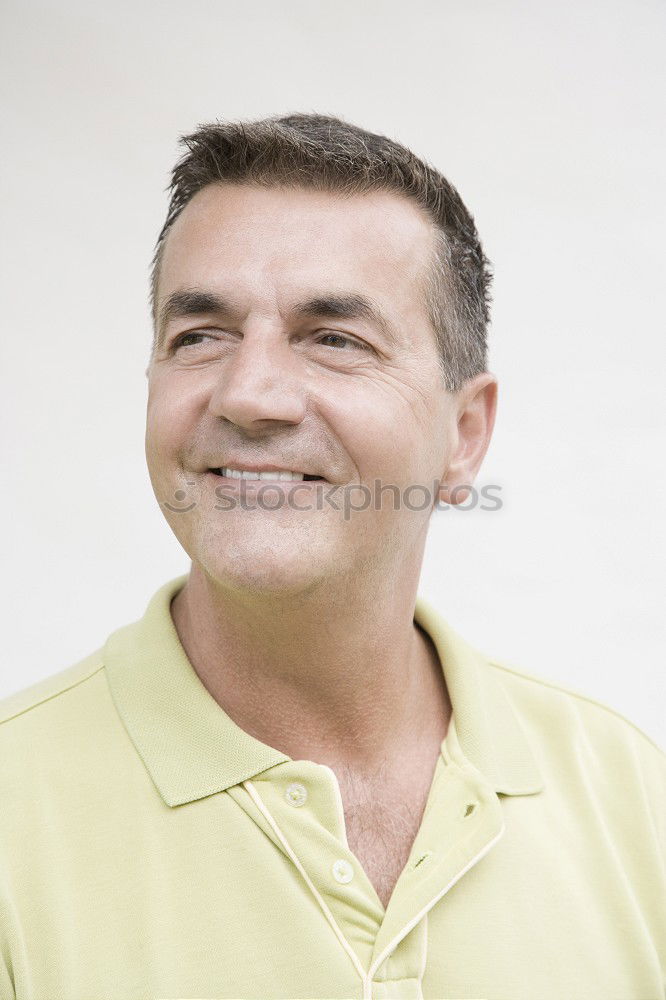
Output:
(146, 182), (459, 596)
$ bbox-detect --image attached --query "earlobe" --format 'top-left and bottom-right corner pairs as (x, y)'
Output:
(437, 483), (472, 506)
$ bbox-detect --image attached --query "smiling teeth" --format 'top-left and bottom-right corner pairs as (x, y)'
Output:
(221, 467), (305, 481)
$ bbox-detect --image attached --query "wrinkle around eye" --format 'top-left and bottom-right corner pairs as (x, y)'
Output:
(344, 361), (437, 416)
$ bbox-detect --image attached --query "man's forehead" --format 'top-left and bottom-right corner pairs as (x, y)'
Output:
(157, 182), (436, 319)
(162, 182), (435, 269)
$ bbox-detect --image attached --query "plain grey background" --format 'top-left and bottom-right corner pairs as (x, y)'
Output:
(1, 0), (664, 745)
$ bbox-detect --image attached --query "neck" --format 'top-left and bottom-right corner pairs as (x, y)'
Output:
(170, 562), (452, 777)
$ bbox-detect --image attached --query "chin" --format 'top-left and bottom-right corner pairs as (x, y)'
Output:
(193, 534), (330, 599)
(205, 560), (324, 600)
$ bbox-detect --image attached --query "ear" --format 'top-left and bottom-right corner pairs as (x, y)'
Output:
(438, 372), (498, 505)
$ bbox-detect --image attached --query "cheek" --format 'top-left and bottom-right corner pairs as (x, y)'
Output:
(147, 380), (195, 449)
(329, 384), (431, 482)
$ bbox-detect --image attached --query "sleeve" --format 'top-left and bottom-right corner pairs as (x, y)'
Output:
(0, 888), (17, 1000)
(0, 844), (18, 1000)
(0, 956), (16, 1000)
(631, 726), (666, 991)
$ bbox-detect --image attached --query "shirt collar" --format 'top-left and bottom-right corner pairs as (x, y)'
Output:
(104, 575), (543, 807)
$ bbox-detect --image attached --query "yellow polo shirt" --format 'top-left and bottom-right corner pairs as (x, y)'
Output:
(0, 575), (664, 1000)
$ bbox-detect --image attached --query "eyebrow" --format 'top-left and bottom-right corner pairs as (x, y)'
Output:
(156, 288), (398, 350)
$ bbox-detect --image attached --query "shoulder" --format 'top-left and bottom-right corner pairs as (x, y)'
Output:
(487, 655), (666, 846)
(0, 649), (106, 740)
(488, 654), (664, 761)
(0, 648), (129, 837)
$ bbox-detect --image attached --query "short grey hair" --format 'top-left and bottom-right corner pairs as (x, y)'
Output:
(150, 113), (492, 391)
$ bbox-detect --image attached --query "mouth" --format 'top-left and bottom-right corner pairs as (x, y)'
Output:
(208, 466), (326, 483)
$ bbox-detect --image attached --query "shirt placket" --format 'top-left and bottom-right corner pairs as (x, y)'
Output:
(225, 754), (504, 999)
(368, 757), (505, 994)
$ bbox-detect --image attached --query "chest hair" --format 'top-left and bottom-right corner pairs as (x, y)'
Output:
(337, 766), (434, 908)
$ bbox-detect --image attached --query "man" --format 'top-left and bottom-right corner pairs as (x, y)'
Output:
(0, 114), (663, 1000)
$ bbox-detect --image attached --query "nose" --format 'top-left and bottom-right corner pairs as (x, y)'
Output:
(207, 328), (307, 430)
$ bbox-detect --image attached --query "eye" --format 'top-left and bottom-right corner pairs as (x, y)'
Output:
(172, 331), (215, 349)
(316, 332), (369, 351)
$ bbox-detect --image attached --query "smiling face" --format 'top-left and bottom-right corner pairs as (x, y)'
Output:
(146, 182), (470, 597)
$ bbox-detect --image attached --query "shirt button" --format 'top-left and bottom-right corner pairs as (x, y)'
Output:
(332, 859), (354, 884)
(285, 782), (308, 807)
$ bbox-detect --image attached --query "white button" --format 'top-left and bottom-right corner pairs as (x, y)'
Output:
(332, 858), (354, 884)
(285, 782), (308, 807)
